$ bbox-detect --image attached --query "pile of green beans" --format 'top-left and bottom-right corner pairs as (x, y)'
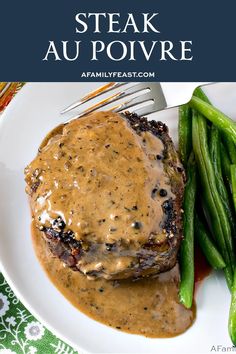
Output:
(178, 87), (236, 344)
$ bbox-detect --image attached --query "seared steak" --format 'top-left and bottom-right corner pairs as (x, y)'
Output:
(25, 111), (184, 280)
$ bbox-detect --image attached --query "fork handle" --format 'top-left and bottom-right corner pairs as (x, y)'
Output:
(161, 82), (212, 108)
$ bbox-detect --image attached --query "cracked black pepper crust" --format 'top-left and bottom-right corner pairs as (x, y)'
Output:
(27, 112), (185, 280)
(123, 112), (185, 237)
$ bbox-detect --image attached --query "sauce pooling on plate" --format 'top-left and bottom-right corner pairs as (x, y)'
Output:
(32, 223), (195, 338)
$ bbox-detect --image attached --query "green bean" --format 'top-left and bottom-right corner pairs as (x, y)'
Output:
(178, 104), (192, 168)
(229, 270), (236, 345)
(228, 140), (236, 164)
(231, 165), (236, 212)
(221, 142), (233, 186)
(210, 126), (236, 238)
(194, 87), (211, 104)
(192, 110), (234, 289)
(190, 96), (236, 144)
(210, 126), (221, 172)
(222, 133), (236, 164)
(195, 214), (225, 269)
(178, 86), (210, 169)
(179, 152), (196, 309)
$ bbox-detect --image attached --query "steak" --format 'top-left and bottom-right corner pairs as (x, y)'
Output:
(25, 111), (185, 280)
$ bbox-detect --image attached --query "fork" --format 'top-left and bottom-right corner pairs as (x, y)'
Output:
(61, 82), (212, 120)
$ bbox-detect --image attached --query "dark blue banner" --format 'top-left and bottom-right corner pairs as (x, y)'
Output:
(0, 0), (235, 81)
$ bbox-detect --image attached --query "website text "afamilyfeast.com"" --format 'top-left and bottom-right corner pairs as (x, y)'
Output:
(80, 71), (156, 78)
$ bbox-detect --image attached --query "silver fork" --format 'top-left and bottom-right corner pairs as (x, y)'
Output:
(61, 82), (212, 120)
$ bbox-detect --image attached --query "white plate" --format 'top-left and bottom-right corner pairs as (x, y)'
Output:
(0, 82), (235, 354)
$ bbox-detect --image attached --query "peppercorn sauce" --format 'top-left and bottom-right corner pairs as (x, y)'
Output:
(32, 223), (195, 338)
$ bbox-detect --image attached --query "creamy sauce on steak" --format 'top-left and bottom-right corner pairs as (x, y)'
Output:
(32, 223), (195, 338)
(25, 112), (177, 277)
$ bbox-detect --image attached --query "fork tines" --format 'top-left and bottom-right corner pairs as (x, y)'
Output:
(61, 82), (126, 114)
(61, 82), (167, 120)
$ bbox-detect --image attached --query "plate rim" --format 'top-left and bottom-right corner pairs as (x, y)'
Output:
(0, 82), (234, 354)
